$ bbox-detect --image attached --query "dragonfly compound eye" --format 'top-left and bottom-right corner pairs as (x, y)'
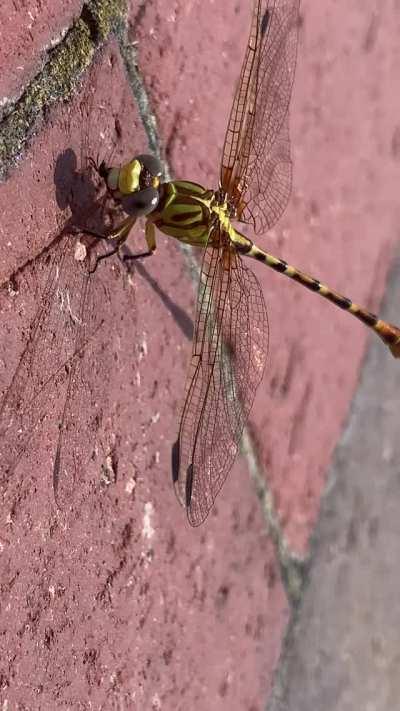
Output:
(135, 154), (163, 189)
(121, 186), (160, 217)
(136, 154), (163, 179)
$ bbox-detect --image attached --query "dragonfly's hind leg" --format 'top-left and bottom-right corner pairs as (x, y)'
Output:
(77, 215), (137, 273)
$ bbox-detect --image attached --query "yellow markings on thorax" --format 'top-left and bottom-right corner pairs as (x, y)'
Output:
(211, 202), (236, 242)
(151, 181), (221, 246)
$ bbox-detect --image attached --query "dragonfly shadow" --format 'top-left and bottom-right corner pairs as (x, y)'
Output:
(122, 245), (194, 342)
(0, 149), (109, 499)
(53, 147), (106, 235)
(54, 149), (196, 360)
(54, 149), (193, 341)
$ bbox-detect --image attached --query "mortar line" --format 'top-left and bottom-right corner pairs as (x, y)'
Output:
(265, 270), (400, 711)
(116, 24), (162, 163)
(119, 60), (309, 595)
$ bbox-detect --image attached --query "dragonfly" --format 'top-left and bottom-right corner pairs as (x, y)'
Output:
(83, 0), (400, 526)
(2, 1), (398, 524)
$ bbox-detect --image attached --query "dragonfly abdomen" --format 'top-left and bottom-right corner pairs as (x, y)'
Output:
(246, 242), (400, 357)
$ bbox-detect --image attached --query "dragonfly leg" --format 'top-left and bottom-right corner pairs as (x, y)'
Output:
(122, 220), (157, 262)
(122, 250), (153, 262)
(87, 243), (120, 273)
(79, 216), (138, 274)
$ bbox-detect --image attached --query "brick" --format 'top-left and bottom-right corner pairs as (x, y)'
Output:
(0, 0), (84, 101)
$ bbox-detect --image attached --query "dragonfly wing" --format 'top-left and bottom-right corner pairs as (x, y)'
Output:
(243, 111), (291, 234)
(173, 229), (269, 526)
(0, 233), (107, 502)
(50, 255), (111, 506)
(0, 235), (77, 485)
(220, 0), (300, 233)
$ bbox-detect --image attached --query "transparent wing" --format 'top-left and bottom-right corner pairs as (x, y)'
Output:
(0, 54), (122, 502)
(0, 233), (109, 502)
(220, 0), (300, 234)
(172, 228), (269, 526)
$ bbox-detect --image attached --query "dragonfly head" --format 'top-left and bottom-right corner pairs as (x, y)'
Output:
(114, 154), (163, 196)
(98, 153), (162, 194)
(97, 153), (163, 217)
(118, 154), (163, 216)
(134, 154), (163, 191)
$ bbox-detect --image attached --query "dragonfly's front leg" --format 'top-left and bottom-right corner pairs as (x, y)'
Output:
(79, 177), (160, 271)
(79, 215), (138, 273)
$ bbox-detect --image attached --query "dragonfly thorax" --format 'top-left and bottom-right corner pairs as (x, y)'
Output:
(147, 180), (236, 247)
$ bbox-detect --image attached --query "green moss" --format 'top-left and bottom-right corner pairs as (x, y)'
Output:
(46, 20), (94, 100)
(87, 0), (127, 40)
(0, 1), (128, 180)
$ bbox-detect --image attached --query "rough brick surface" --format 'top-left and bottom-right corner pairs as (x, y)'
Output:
(132, 0), (400, 553)
(1, 0), (400, 708)
(0, 0), (84, 101)
(129, 0), (249, 186)
(0, 32), (289, 710)
(0, 39), (145, 280)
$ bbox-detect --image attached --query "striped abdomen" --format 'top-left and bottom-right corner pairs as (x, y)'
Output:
(231, 232), (400, 358)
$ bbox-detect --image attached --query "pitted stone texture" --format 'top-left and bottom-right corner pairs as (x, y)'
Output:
(0, 0), (84, 101)
(0, 33), (289, 711)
